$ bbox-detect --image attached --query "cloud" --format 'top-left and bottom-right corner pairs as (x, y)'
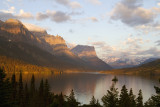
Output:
(51, 11), (70, 22)
(88, 37), (153, 61)
(55, 0), (82, 9)
(88, 41), (106, 47)
(36, 10), (71, 23)
(0, 7), (33, 20)
(89, 17), (98, 22)
(69, 1), (82, 9)
(155, 40), (160, 46)
(36, 12), (49, 21)
(135, 22), (160, 35)
(0, 12), (16, 21)
(110, 0), (154, 26)
(23, 23), (46, 32)
(123, 37), (144, 49)
(16, 9), (33, 19)
(88, 41), (114, 54)
(66, 42), (76, 49)
(69, 11), (84, 15)
(86, 0), (101, 5)
(137, 47), (160, 57)
(0, 6), (15, 14)
(79, 17), (99, 23)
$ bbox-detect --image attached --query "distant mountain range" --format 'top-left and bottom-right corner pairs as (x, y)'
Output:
(0, 19), (112, 72)
(104, 57), (159, 69)
(102, 57), (160, 76)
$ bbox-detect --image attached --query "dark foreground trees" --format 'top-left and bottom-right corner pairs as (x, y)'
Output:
(144, 79), (160, 107)
(0, 68), (160, 107)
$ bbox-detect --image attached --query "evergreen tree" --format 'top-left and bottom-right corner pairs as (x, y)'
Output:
(101, 84), (119, 107)
(18, 71), (24, 106)
(24, 83), (29, 107)
(136, 90), (143, 107)
(90, 96), (96, 106)
(4, 78), (12, 106)
(119, 85), (130, 107)
(58, 92), (65, 107)
(129, 88), (136, 107)
(0, 68), (6, 106)
(67, 89), (79, 107)
(44, 79), (50, 106)
(11, 73), (17, 103)
(144, 79), (160, 107)
(96, 99), (102, 107)
(38, 79), (45, 107)
(90, 96), (101, 107)
(112, 76), (118, 84)
(0, 68), (12, 106)
(30, 74), (35, 97)
(39, 79), (44, 96)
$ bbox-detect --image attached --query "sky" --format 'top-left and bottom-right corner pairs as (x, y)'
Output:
(0, 0), (160, 60)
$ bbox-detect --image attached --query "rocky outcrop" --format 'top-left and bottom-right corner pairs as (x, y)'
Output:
(71, 45), (112, 71)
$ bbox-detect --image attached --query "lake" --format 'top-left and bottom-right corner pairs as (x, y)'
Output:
(7, 72), (160, 104)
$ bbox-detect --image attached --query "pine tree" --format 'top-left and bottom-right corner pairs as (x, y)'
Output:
(67, 89), (79, 107)
(112, 76), (118, 84)
(24, 83), (29, 107)
(11, 73), (17, 103)
(119, 85), (130, 107)
(136, 90), (143, 107)
(30, 74), (35, 97)
(0, 68), (12, 106)
(39, 79), (44, 96)
(38, 79), (45, 107)
(96, 99), (101, 107)
(90, 96), (96, 106)
(144, 79), (160, 107)
(18, 71), (24, 106)
(44, 79), (50, 106)
(129, 88), (136, 107)
(101, 83), (119, 107)
(90, 96), (101, 107)
(58, 92), (65, 107)
(0, 68), (6, 106)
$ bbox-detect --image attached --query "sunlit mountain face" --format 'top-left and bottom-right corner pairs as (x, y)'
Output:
(0, 19), (112, 72)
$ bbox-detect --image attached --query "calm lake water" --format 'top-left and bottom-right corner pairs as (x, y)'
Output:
(8, 72), (160, 104)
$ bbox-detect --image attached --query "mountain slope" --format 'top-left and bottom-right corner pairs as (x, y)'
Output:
(0, 19), (105, 72)
(139, 58), (158, 66)
(71, 45), (112, 71)
(30, 30), (92, 71)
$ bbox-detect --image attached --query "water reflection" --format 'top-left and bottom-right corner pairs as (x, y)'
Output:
(7, 72), (159, 104)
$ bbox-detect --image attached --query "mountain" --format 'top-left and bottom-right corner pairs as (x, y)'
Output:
(0, 19), (108, 72)
(139, 58), (158, 66)
(0, 19), (42, 47)
(71, 45), (112, 71)
(104, 57), (147, 69)
(28, 28), (92, 71)
(103, 58), (160, 76)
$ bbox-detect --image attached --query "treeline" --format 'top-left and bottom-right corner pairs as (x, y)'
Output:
(0, 56), (57, 73)
(0, 69), (160, 107)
